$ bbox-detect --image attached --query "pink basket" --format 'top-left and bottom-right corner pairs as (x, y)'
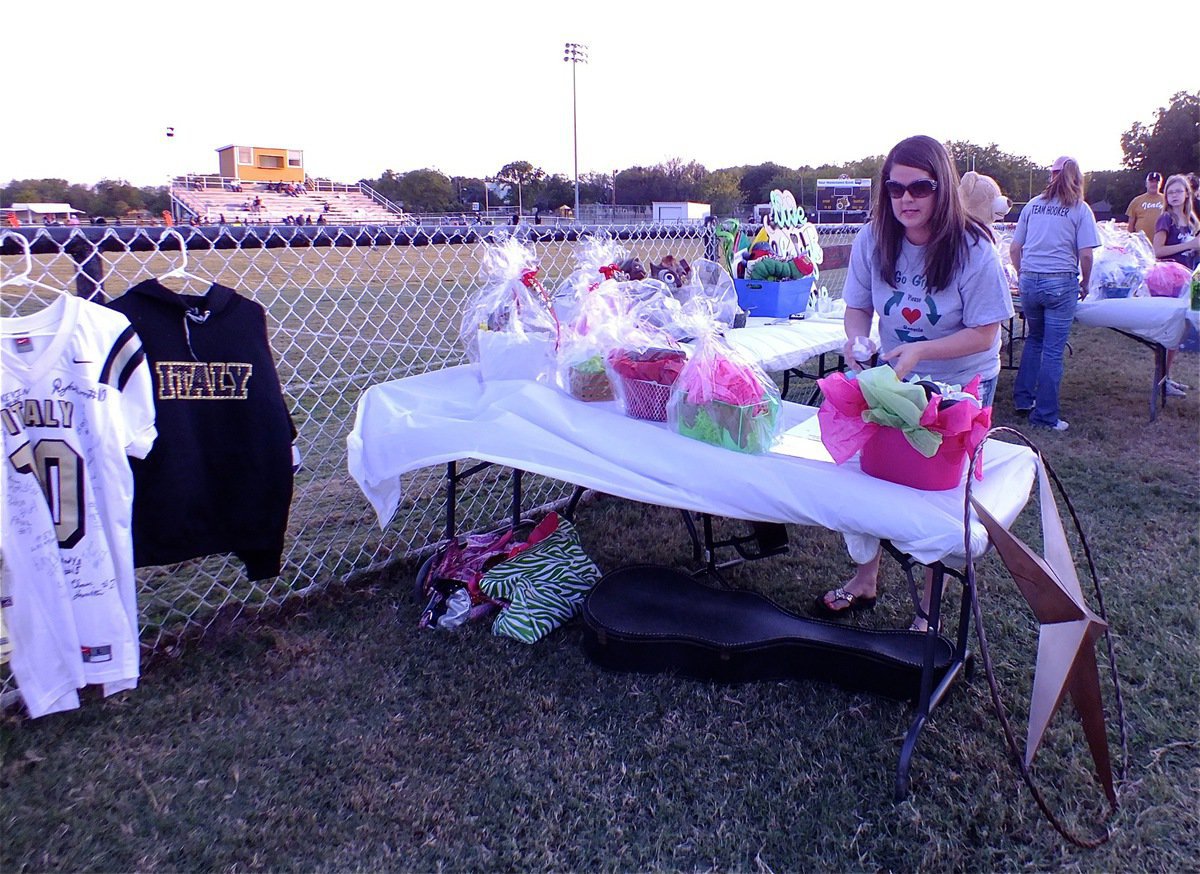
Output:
(859, 426), (968, 491)
(621, 377), (672, 421)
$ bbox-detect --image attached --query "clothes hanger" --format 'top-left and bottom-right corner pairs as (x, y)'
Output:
(157, 227), (208, 287)
(0, 230), (70, 296)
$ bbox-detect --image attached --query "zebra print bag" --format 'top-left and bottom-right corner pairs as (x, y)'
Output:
(480, 517), (601, 644)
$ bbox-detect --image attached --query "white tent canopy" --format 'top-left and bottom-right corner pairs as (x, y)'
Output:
(6, 202), (85, 214)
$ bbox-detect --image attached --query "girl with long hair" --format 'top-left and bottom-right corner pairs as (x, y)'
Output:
(1010, 156), (1100, 431)
(1152, 174), (1199, 396)
(1153, 174), (1200, 269)
(815, 135), (1012, 628)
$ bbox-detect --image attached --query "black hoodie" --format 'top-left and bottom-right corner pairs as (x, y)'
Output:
(109, 280), (294, 580)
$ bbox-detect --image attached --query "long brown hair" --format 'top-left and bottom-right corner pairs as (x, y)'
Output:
(1163, 174), (1200, 234)
(870, 135), (990, 293)
(1044, 159), (1085, 206)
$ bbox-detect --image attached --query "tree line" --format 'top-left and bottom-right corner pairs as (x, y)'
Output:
(363, 92), (1196, 215)
(0, 178), (170, 220)
(6, 92), (1194, 220)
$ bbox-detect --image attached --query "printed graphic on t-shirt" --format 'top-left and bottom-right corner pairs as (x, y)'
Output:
(885, 268), (944, 344)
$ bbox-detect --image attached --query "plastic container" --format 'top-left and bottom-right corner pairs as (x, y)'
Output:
(859, 426), (968, 491)
(733, 277), (815, 317)
(1100, 285), (1132, 299)
(620, 377), (673, 421)
(672, 395), (780, 454)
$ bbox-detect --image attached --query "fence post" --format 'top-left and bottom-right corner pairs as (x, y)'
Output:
(703, 215), (717, 262)
(64, 232), (107, 302)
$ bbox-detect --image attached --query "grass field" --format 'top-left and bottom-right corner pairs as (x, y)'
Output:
(2, 231), (1197, 870)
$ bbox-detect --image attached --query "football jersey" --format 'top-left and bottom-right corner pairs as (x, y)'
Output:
(1, 295), (156, 711)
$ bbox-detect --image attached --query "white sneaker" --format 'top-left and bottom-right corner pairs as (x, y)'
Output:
(1165, 379), (1188, 397)
(1048, 420), (1070, 432)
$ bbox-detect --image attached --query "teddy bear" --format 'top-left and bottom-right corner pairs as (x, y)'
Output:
(958, 171), (1012, 225)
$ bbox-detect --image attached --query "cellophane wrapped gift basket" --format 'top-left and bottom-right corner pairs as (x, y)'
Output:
(666, 314), (781, 454)
(460, 237), (560, 382)
(816, 365), (992, 490)
(1092, 221), (1156, 299)
(557, 279), (633, 402)
(552, 235), (629, 326)
(605, 315), (688, 421)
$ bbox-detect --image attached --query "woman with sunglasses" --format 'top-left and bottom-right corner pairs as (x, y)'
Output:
(815, 135), (1012, 626)
(1010, 156), (1100, 430)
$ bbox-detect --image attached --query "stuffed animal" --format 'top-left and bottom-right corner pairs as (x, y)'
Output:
(618, 257), (647, 281)
(649, 256), (691, 288)
(959, 171), (1012, 224)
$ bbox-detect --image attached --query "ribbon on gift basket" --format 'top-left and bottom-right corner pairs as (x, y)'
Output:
(521, 268), (562, 350)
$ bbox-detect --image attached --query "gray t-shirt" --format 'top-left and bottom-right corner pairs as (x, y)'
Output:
(1012, 194), (1100, 273)
(843, 223), (1014, 384)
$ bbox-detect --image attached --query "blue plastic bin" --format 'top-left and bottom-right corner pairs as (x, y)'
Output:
(734, 277), (815, 318)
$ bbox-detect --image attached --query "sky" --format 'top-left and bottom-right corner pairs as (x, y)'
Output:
(4, 1), (1192, 189)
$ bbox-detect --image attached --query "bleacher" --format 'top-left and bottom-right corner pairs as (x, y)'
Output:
(171, 177), (412, 225)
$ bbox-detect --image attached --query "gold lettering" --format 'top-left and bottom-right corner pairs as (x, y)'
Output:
(22, 400), (44, 428)
(153, 361), (253, 400)
(0, 407), (21, 436)
(58, 400), (73, 428)
(157, 362), (179, 400)
(228, 364), (253, 399)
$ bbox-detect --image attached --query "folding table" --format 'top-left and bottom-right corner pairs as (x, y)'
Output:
(348, 366), (1039, 797)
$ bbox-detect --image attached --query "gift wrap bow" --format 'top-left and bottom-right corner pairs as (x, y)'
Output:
(816, 365), (991, 475)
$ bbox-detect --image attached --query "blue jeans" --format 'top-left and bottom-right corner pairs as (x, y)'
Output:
(1013, 272), (1079, 426)
(976, 375), (997, 409)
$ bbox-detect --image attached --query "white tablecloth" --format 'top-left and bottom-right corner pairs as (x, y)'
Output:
(724, 313), (854, 373)
(1073, 295), (1188, 348)
(347, 366), (1038, 568)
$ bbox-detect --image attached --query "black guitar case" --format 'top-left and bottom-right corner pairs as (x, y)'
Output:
(581, 564), (954, 702)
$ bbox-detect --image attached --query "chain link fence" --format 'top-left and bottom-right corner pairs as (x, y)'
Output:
(0, 221), (860, 708)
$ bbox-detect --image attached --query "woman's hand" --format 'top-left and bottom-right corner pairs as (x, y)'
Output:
(881, 343), (924, 380)
(843, 337), (866, 371)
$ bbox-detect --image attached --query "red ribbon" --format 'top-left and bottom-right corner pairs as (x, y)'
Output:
(518, 268), (561, 350)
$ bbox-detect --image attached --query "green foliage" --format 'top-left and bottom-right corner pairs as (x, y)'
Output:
(0, 177), (168, 219)
(1122, 91), (1200, 175)
(698, 168), (743, 215)
(496, 161), (546, 212)
(361, 169), (457, 212)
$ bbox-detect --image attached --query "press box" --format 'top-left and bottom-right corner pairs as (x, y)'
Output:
(733, 276), (815, 318)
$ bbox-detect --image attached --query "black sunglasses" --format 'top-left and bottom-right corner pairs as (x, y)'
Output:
(884, 179), (937, 199)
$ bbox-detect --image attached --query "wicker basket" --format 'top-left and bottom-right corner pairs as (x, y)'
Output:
(568, 366), (614, 402)
(620, 377), (672, 421)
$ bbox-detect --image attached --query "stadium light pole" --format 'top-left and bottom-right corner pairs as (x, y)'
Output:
(564, 42), (588, 221)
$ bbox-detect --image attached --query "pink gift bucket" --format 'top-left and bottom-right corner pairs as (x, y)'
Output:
(859, 426), (969, 491)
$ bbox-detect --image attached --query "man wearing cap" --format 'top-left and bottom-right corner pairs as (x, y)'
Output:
(1126, 173), (1165, 241)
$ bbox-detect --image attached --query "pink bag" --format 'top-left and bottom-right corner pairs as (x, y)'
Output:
(1146, 261), (1191, 297)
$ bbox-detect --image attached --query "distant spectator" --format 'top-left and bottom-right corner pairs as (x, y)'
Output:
(316, 214), (327, 225)
(67, 214), (80, 226)
(305, 214), (313, 226)
(511, 212), (520, 225)
(1126, 172), (1165, 241)
(219, 213), (227, 225)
